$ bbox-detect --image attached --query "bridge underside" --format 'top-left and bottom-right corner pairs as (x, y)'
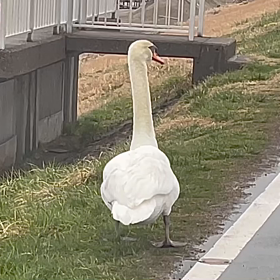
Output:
(0, 30), (243, 83)
(67, 30), (239, 83)
(0, 30), (247, 171)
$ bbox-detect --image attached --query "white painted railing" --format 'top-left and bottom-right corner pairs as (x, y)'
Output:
(70, 0), (204, 40)
(0, 0), (205, 50)
(0, 0), (62, 48)
(33, 0), (57, 29)
(6, 0), (31, 36)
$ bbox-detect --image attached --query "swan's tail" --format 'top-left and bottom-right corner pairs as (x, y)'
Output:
(112, 199), (156, 225)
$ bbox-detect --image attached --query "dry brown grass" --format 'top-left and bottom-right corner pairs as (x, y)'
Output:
(0, 220), (27, 240)
(156, 116), (216, 134)
(242, 73), (280, 94)
(78, 0), (280, 116)
(0, 161), (98, 240)
(78, 56), (192, 115)
(206, 73), (280, 95)
(203, 0), (280, 37)
(244, 54), (280, 65)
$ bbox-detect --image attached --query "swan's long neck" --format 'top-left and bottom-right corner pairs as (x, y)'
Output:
(129, 58), (158, 150)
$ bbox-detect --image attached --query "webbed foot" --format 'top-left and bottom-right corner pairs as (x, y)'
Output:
(152, 240), (187, 248)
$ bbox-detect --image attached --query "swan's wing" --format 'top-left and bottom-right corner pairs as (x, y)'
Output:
(101, 146), (179, 209)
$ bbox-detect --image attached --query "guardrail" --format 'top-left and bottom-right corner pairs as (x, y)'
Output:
(71, 0), (205, 40)
(0, 0), (62, 48)
(0, 0), (205, 50)
(6, 0), (30, 37)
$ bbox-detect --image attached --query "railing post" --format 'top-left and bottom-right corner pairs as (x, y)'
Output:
(189, 0), (196, 41)
(96, 0), (100, 21)
(198, 0), (205, 37)
(141, 0), (146, 27)
(153, 0), (159, 26)
(80, 0), (87, 24)
(0, 0), (7, 49)
(104, 0), (108, 25)
(111, 0), (117, 19)
(27, 0), (35, 42)
(129, 0), (133, 26)
(54, 0), (62, 34)
(67, 0), (74, 33)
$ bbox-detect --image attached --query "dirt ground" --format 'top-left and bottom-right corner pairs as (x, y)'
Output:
(203, 0), (280, 36)
(78, 0), (280, 116)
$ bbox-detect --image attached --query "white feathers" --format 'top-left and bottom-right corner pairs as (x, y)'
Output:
(101, 145), (180, 225)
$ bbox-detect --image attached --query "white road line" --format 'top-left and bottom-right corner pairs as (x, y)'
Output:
(183, 171), (280, 280)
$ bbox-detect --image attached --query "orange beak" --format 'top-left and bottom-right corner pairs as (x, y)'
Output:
(152, 52), (165, 65)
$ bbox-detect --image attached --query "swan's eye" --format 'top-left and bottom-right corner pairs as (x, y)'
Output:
(148, 45), (157, 54)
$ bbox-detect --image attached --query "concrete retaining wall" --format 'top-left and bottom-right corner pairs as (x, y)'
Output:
(0, 55), (79, 172)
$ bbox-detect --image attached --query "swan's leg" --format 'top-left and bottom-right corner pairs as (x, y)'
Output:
(115, 221), (121, 240)
(115, 220), (137, 242)
(152, 215), (187, 248)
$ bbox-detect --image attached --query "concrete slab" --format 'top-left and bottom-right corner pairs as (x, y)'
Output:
(38, 111), (63, 144)
(38, 62), (64, 120)
(66, 30), (235, 59)
(15, 74), (29, 161)
(0, 35), (66, 80)
(0, 135), (17, 171)
(0, 80), (16, 142)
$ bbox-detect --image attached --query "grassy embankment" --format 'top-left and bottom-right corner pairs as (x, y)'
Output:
(0, 11), (280, 280)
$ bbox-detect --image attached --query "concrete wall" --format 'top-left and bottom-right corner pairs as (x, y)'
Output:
(0, 80), (17, 169)
(0, 29), (240, 172)
(0, 55), (79, 172)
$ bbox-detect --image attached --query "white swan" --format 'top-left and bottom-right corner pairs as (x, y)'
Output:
(100, 40), (186, 248)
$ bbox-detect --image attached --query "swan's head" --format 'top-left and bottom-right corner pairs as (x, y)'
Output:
(128, 40), (164, 65)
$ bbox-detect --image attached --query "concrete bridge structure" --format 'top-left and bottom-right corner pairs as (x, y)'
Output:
(0, 0), (244, 171)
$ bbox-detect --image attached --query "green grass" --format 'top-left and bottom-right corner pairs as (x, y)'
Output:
(234, 10), (280, 57)
(241, 28), (280, 58)
(1, 10), (280, 280)
(69, 76), (190, 143)
(188, 86), (277, 122)
(204, 63), (280, 87)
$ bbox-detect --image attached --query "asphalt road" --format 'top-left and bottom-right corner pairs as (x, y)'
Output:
(218, 204), (280, 280)
(183, 165), (280, 280)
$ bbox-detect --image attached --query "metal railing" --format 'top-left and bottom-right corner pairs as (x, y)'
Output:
(0, 0), (205, 50)
(33, 0), (58, 29)
(0, 0), (61, 48)
(71, 0), (205, 40)
(6, 0), (31, 37)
